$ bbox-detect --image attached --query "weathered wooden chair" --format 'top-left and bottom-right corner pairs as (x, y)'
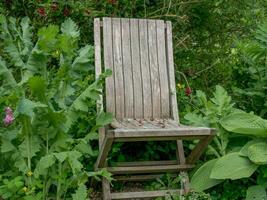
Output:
(94, 17), (215, 199)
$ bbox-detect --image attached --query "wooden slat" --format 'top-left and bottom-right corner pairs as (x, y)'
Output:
(108, 164), (194, 174)
(94, 18), (106, 146)
(139, 19), (152, 119)
(186, 134), (215, 164)
(130, 19), (143, 119)
(156, 20), (170, 118)
(166, 21), (179, 122)
(115, 160), (177, 167)
(114, 173), (177, 182)
(121, 19), (134, 118)
(103, 18), (115, 115)
(95, 134), (114, 169)
(148, 20), (161, 118)
(112, 18), (125, 119)
(111, 190), (182, 199)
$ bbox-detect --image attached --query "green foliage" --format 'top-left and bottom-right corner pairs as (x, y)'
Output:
(0, 17), (112, 199)
(191, 159), (223, 192)
(210, 153), (258, 180)
(220, 112), (267, 137)
(246, 185), (267, 200)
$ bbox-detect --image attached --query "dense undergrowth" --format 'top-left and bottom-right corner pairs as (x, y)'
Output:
(0, 0), (267, 199)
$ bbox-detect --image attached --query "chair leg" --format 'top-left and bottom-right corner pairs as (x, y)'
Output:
(102, 177), (111, 200)
(176, 140), (190, 194)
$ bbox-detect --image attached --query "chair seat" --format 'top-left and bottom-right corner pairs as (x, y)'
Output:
(109, 119), (214, 141)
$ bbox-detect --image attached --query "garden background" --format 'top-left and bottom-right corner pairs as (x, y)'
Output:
(0, 0), (267, 199)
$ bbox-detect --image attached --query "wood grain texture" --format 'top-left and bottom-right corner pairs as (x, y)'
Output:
(166, 21), (179, 122)
(112, 18), (125, 119)
(111, 190), (182, 199)
(121, 18), (134, 118)
(108, 164), (194, 174)
(139, 19), (152, 119)
(103, 18), (115, 115)
(156, 20), (170, 118)
(94, 18), (105, 146)
(148, 20), (161, 118)
(130, 19), (143, 119)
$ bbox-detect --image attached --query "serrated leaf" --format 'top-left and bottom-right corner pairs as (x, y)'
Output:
(71, 45), (93, 74)
(1, 138), (15, 153)
(191, 159), (223, 191)
(72, 184), (87, 200)
(19, 136), (41, 159)
(20, 17), (33, 52)
(28, 76), (46, 99)
(15, 98), (47, 118)
(61, 18), (80, 38)
(246, 185), (267, 200)
(211, 153), (258, 180)
(54, 152), (68, 163)
(75, 141), (96, 156)
(68, 151), (83, 174)
(37, 25), (59, 52)
(95, 112), (113, 128)
(0, 56), (17, 88)
(35, 154), (56, 176)
(184, 113), (208, 127)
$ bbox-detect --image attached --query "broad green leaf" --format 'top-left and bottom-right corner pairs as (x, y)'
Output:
(72, 184), (87, 200)
(220, 112), (267, 137)
(191, 159), (223, 191)
(240, 140), (262, 157)
(35, 154), (56, 176)
(19, 136), (41, 159)
(15, 98), (47, 118)
(247, 142), (267, 164)
(246, 185), (267, 200)
(61, 18), (80, 38)
(211, 153), (258, 180)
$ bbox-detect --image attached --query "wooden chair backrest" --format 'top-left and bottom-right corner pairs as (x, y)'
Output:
(94, 17), (179, 121)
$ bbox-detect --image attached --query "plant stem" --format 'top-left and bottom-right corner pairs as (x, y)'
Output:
(22, 116), (32, 185)
(56, 162), (62, 200)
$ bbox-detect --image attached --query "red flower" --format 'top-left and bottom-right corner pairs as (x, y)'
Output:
(37, 7), (46, 16)
(63, 8), (70, 16)
(51, 2), (58, 11)
(185, 87), (192, 96)
(108, 0), (116, 4)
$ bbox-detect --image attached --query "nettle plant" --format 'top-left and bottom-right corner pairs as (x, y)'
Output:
(0, 16), (112, 199)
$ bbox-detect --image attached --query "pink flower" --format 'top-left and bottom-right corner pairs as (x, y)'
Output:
(185, 87), (192, 96)
(3, 107), (14, 126)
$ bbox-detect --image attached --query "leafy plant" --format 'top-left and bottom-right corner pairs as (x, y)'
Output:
(191, 111), (267, 199)
(0, 16), (112, 199)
